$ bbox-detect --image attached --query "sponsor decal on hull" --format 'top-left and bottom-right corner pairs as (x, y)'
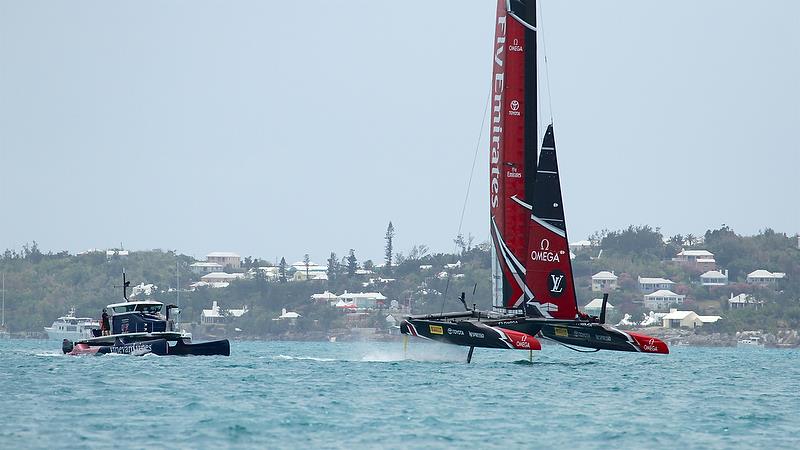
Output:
(429, 325), (443, 335)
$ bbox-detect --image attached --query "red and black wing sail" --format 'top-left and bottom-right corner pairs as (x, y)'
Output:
(523, 125), (579, 319)
(490, 0), (538, 311)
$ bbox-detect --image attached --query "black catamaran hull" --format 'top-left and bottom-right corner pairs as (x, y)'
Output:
(533, 322), (668, 354)
(401, 317), (541, 351)
(169, 338), (231, 356)
(401, 316), (668, 354)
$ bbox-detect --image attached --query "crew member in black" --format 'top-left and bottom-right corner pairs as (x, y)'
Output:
(101, 309), (110, 336)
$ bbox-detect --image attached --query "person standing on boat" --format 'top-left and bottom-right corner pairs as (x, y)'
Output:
(101, 309), (110, 336)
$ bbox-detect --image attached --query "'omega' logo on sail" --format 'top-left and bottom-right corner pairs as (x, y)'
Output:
(530, 238), (561, 262)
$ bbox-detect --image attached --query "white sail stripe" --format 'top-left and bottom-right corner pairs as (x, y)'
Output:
(537, 170), (557, 174)
(492, 219), (526, 275)
(507, 12), (537, 32)
(531, 214), (566, 238)
(492, 218), (549, 314)
(510, 195), (533, 210)
(538, 218), (564, 222)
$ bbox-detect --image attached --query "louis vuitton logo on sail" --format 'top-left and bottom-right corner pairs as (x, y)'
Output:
(547, 270), (567, 297)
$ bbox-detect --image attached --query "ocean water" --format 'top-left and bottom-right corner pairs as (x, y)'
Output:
(1, 339), (799, 449)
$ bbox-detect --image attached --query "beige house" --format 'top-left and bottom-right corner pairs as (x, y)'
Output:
(591, 271), (618, 292)
(206, 252), (241, 270)
(662, 309), (721, 329)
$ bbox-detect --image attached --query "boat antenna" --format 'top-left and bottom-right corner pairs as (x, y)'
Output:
(114, 270), (131, 302)
(176, 260), (180, 309)
(439, 275), (451, 315)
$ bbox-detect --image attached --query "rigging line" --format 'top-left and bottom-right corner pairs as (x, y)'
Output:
(539, 0), (554, 124)
(456, 91), (491, 240)
(539, 334), (601, 352)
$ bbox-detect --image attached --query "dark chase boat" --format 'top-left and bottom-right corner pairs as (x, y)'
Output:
(62, 274), (230, 356)
(401, 0), (668, 362)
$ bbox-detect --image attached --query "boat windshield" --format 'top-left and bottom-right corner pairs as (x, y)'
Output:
(135, 304), (162, 314)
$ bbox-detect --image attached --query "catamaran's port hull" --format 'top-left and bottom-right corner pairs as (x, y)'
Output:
(401, 318), (541, 350)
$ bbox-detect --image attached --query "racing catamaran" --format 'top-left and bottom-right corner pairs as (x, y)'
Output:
(400, 0), (668, 361)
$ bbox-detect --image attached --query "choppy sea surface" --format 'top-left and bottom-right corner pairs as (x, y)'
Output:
(1, 339), (799, 449)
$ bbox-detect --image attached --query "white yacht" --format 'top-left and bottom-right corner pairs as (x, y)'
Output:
(44, 308), (99, 340)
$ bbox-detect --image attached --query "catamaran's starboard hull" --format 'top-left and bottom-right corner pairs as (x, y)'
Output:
(401, 318), (541, 350)
(534, 322), (669, 354)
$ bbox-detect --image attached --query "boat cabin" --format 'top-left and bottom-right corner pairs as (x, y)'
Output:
(105, 300), (178, 335)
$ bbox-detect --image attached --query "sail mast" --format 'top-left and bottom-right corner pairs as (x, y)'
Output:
(490, 0), (539, 311)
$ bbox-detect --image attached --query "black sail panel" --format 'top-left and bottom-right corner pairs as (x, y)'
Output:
(523, 124), (579, 320)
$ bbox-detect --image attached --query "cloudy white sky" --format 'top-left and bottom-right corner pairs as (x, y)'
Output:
(1, 0), (798, 263)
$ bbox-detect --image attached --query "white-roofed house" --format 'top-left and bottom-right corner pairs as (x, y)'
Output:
(310, 291), (339, 306)
(227, 305), (249, 318)
(190, 281), (229, 290)
(584, 298), (614, 316)
(746, 269), (786, 287)
(337, 291), (388, 310)
(673, 249), (716, 270)
(201, 272), (245, 284)
(291, 263), (328, 281)
(700, 270), (729, 286)
(200, 301), (248, 324)
(569, 240), (592, 253)
(206, 252), (241, 270)
(638, 276), (676, 293)
(591, 271), (618, 292)
(643, 290), (685, 311)
(662, 308), (721, 329)
(275, 308), (301, 322)
(728, 293), (764, 310)
(190, 262), (224, 275)
(256, 266), (281, 281)
(201, 301), (224, 324)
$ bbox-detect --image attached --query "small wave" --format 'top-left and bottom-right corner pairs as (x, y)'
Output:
(273, 354), (337, 362)
(511, 359), (535, 365)
(34, 351), (64, 357)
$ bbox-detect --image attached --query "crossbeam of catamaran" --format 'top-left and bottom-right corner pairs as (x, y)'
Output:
(401, 0), (668, 362)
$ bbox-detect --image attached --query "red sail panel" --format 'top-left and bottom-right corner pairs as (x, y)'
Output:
(490, 0), (532, 309)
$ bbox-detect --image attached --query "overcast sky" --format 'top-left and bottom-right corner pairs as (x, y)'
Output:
(1, 0), (798, 264)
